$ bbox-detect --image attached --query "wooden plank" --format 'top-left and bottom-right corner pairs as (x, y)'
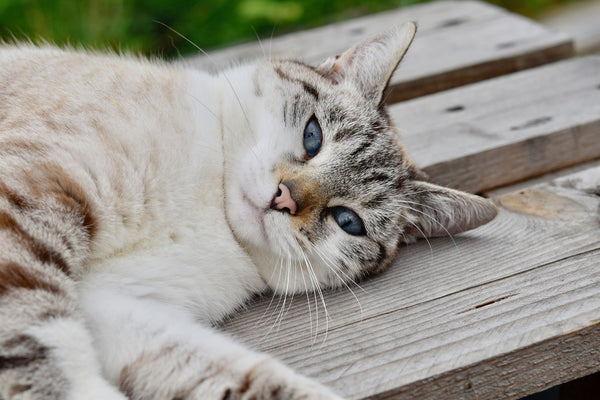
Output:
(390, 54), (600, 193)
(485, 159), (600, 198)
(188, 0), (573, 102)
(220, 165), (600, 399)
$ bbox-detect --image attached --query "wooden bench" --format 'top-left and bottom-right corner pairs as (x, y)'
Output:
(192, 1), (600, 398)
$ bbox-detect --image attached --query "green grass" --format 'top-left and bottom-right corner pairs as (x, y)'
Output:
(0, 0), (586, 58)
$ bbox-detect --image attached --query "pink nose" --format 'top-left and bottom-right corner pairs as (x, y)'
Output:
(272, 183), (297, 215)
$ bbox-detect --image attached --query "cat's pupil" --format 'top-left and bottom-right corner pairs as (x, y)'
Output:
(303, 116), (322, 158)
(331, 206), (365, 236)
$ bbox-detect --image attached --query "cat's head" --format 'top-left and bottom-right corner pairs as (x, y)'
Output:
(223, 23), (497, 293)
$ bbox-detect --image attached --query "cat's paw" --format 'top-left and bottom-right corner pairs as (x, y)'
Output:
(228, 359), (344, 400)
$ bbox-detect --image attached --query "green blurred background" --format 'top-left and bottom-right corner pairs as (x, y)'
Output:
(0, 0), (586, 58)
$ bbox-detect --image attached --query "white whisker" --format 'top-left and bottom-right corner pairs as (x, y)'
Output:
(261, 256), (286, 342)
(390, 202), (458, 249)
(258, 255), (283, 324)
(312, 246), (364, 322)
(268, 25), (276, 59)
(299, 261), (313, 337)
(300, 250), (329, 346)
(252, 26), (267, 59)
(275, 256), (291, 332)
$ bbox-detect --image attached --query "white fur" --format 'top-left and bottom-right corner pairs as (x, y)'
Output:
(27, 319), (127, 400)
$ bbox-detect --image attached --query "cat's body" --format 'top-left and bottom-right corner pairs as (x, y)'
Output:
(0, 24), (497, 399)
(0, 45), (265, 317)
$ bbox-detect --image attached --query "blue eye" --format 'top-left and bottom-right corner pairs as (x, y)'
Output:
(303, 116), (322, 158)
(331, 206), (365, 236)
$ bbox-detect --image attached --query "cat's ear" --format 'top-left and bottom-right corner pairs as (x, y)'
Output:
(317, 22), (416, 105)
(403, 181), (498, 239)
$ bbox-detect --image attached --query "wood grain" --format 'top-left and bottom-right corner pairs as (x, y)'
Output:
(220, 165), (600, 399)
(190, 2), (598, 398)
(187, 0), (573, 102)
(391, 55), (600, 193)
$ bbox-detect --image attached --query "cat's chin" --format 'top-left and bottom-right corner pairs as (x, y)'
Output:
(226, 183), (303, 264)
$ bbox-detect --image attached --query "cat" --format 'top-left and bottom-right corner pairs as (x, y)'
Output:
(0, 22), (497, 399)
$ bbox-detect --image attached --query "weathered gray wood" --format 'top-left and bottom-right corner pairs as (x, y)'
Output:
(191, 2), (596, 398)
(188, 0), (573, 102)
(220, 166), (600, 399)
(485, 159), (600, 198)
(390, 54), (600, 193)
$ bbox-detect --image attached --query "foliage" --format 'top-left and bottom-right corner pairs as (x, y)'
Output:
(0, 0), (585, 58)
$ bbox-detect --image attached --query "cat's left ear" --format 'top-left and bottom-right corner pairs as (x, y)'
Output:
(403, 181), (498, 239)
(317, 22), (416, 105)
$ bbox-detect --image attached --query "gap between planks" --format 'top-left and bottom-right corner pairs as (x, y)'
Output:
(391, 55), (600, 193)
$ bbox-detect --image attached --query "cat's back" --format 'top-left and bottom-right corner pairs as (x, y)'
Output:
(0, 44), (185, 136)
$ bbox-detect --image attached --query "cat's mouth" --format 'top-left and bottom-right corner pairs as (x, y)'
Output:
(241, 190), (269, 241)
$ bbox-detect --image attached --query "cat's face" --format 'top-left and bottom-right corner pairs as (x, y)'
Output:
(224, 23), (497, 294)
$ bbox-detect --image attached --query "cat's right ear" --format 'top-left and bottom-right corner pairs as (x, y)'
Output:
(316, 22), (416, 105)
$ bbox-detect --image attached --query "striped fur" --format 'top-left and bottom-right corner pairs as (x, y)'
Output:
(0, 23), (496, 399)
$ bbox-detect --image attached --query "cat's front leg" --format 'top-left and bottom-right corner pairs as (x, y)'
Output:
(81, 289), (343, 400)
(118, 339), (344, 400)
(4, 317), (129, 400)
(222, 357), (344, 400)
(0, 217), (128, 400)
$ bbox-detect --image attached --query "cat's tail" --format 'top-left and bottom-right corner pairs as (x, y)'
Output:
(0, 168), (125, 399)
